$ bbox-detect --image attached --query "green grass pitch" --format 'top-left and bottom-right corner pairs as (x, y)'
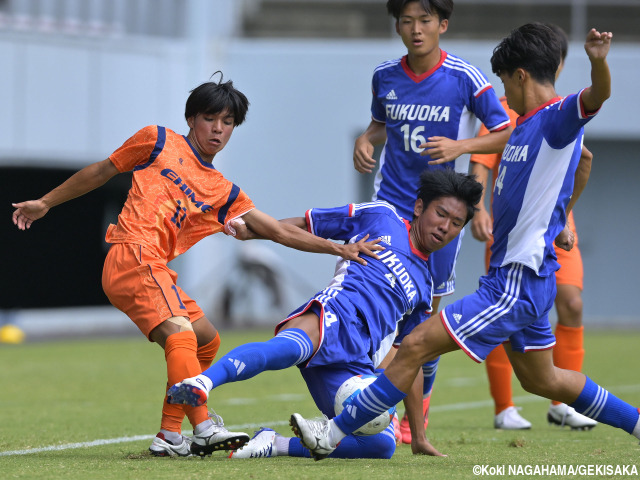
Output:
(1, 329), (638, 479)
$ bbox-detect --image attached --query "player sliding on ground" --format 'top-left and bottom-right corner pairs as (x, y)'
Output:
(11, 73), (381, 458)
(167, 169), (482, 458)
(287, 25), (640, 460)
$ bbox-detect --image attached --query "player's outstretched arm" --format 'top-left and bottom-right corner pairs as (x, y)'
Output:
(423, 126), (512, 166)
(12, 158), (120, 230)
(353, 120), (387, 174)
(580, 29), (612, 113)
(241, 209), (383, 265)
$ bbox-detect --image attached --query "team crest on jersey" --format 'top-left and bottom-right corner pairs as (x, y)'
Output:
(385, 89), (398, 100)
(378, 235), (392, 245)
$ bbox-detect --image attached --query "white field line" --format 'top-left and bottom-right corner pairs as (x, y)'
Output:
(2, 384), (639, 457)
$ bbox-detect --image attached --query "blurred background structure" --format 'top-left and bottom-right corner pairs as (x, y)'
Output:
(1, 0), (639, 340)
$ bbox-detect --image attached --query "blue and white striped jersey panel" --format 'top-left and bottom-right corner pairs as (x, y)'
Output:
(501, 138), (577, 273)
(490, 92), (595, 277)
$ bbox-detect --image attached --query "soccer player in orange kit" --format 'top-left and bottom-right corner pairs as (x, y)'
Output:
(12, 74), (381, 457)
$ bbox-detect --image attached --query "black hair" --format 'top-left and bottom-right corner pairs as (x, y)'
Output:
(490, 23), (562, 85)
(416, 169), (482, 224)
(184, 72), (249, 126)
(386, 0), (453, 21)
(545, 23), (569, 62)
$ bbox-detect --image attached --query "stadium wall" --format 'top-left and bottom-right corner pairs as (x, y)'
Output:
(1, 32), (638, 336)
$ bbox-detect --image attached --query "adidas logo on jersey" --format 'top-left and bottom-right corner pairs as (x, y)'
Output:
(228, 358), (246, 376)
(385, 90), (398, 100)
(453, 313), (462, 323)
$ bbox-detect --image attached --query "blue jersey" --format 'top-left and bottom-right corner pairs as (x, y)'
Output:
(370, 51), (510, 219)
(490, 90), (597, 276)
(280, 202), (433, 368)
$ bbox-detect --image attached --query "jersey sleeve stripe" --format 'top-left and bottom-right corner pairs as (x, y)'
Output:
(443, 56), (490, 91)
(305, 209), (314, 233)
(488, 118), (512, 132)
(134, 126), (166, 171)
(217, 183), (240, 224)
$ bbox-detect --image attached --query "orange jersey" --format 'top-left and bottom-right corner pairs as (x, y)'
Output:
(105, 125), (254, 261)
(470, 97), (583, 288)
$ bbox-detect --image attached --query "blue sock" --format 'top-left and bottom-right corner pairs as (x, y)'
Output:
(201, 328), (313, 388)
(327, 424), (396, 459)
(570, 376), (640, 434)
(333, 373), (406, 435)
(422, 357), (439, 395)
(287, 437), (311, 458)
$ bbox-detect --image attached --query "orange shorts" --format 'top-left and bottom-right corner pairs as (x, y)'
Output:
(483, 211), (583, 290)
(102, 243), (204, 339)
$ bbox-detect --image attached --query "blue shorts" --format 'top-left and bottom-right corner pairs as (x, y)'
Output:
(441, 263), (556, 363)
(276, 301), (386, 370)
(429, 228), (464, 296)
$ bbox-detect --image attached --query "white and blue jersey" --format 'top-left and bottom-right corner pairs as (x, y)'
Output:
(442, 90), (599, 362)
(370, 51), (511, 220)
(276, 201), (433, 370)
(490, 91), (596, 276)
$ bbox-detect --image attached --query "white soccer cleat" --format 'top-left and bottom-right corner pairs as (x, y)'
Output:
(547, 403), (597, 430)
(289, 413), (335, 461)
(229, 427), (278, 459)
(167, 377), (209, 407)
(149, 432), (192, 457)
(190, 411), (250, 457)
(494, 406), (532, 430)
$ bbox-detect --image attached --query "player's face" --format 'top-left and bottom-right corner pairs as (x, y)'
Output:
(187, 109), (235, 162)
(499, 71), (525, 116)
(395, 2), (447, 61)
(411, 196), (467, 255)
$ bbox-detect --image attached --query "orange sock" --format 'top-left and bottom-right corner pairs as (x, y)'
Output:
(161, 330), (209, 431)
(422, 394), (431, 429)
(197, 332), (221, 371)
(552, 324), (584, 405)
(486, 344), (514, 415)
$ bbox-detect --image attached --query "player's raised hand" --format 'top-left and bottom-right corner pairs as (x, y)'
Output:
(421, 136), (462, 165)
(584, 28), (612, 61)
(353, 136), (377, 173)
(338, 234), (384, 266)
(12, 200), (49, 230)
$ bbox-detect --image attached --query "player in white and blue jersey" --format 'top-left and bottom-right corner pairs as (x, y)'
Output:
(353, 0), (512, 446)
(292, 25), (640, 461)
(167, 169), (483, 459)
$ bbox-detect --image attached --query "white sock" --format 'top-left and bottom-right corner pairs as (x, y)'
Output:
(160, 429), (182, 444)
(274, 435), (290, 456)
(194, 374), (213, 393)
(193, 418), (213, 435)
(633, 414), (640, 440)
(328, 419), (347, 447)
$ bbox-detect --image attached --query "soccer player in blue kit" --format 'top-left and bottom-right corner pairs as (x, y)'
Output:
(353, 0), (512, 445)
(167, 169), (482, 459)
(291, 24), (640, 460)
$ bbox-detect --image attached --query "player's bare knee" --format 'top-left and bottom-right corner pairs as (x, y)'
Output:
(557, 296), (583, 326)
(399, 330), (434, 365)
